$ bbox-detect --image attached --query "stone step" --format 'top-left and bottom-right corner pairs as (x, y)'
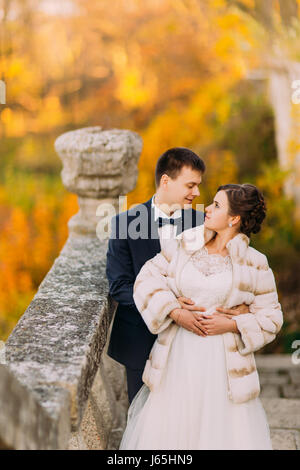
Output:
(261, 397), (300, 429)
(260, 397), (300, 450)
(255, 354), (297, 371)
(269, 429), (300, 451)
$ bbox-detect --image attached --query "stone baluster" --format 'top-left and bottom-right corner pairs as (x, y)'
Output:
(54, 126), (143, 236)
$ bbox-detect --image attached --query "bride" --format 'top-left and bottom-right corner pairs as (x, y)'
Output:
(119, 183), (283, 450)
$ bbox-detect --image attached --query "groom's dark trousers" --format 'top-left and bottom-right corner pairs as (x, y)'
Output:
(105, 197), (204, 403)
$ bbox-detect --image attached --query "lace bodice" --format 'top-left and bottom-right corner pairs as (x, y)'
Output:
(190, 246), (232, 277)
(179, 246), (233, 314)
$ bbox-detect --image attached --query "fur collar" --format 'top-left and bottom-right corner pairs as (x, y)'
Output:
(175, 224), (250, 259)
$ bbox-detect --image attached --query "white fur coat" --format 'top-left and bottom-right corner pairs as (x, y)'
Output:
(133, 225), (283, 404)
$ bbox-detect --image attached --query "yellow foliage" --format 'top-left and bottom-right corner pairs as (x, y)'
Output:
(38, 96), (65, 132)
(116, 67), (157, 109)
(6, 59), (23, 79)
(0, 108), (26, 137)
(202, 150), (239, 200)
(0, 107), (13, 125)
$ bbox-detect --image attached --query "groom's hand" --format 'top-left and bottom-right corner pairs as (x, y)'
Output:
(169, 308), (208, 337)
(214, 303), (250, 317)
(177, 296), (206, 315)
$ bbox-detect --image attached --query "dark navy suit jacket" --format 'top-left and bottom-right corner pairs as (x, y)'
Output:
(106, 196), (204, 370)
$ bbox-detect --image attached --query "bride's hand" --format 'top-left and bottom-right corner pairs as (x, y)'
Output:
(170, 308), (208, 337)
(198, 314), (236, 335)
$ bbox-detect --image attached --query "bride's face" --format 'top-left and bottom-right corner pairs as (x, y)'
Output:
(204, 190), (235, 231)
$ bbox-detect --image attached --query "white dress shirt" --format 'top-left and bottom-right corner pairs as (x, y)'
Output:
(151, 194), (182, 240)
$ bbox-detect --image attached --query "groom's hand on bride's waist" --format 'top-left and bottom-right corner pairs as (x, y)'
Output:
(214, 303), (250, 317)
(176, 296), (207, 314)
(176, 297), (249, 316)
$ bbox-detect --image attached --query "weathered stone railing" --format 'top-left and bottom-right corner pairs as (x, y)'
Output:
(0, 126), (143, 450)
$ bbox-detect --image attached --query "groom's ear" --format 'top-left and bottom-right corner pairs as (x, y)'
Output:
(160, 173), (170, 188)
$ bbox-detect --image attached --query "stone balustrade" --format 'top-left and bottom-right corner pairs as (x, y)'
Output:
(0, 126), (143, 450)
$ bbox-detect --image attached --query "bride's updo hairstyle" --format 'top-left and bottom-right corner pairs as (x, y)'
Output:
(217, 183), (267, 237)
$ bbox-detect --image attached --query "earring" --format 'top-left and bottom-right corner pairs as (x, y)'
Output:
(228, 222), (232, 227)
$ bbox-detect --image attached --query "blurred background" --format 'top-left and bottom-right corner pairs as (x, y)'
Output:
(0, 0), (299, 352)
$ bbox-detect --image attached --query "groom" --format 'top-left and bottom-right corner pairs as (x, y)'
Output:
(106, 147), (208, 403)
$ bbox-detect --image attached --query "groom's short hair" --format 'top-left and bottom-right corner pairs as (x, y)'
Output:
(155, 147), (205, 187)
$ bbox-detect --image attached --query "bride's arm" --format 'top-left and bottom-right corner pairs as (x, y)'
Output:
(133, 251), (181, 335)
(231, 255), (283, 355)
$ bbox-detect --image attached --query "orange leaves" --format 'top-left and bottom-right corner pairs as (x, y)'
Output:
(31, 201), (54, 275)
(0, 207), (34, 335)
(55, 193), (78, 251)
(0, 186), (78, 340)
(0, 207), (31, 272)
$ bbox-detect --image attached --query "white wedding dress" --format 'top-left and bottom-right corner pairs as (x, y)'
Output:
(119, 246), (273, 450)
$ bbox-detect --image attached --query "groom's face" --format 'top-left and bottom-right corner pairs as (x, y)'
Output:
(161, 166), (202, 208)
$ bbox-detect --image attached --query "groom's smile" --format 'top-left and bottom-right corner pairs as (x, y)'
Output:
(168, 166), (202, 209)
